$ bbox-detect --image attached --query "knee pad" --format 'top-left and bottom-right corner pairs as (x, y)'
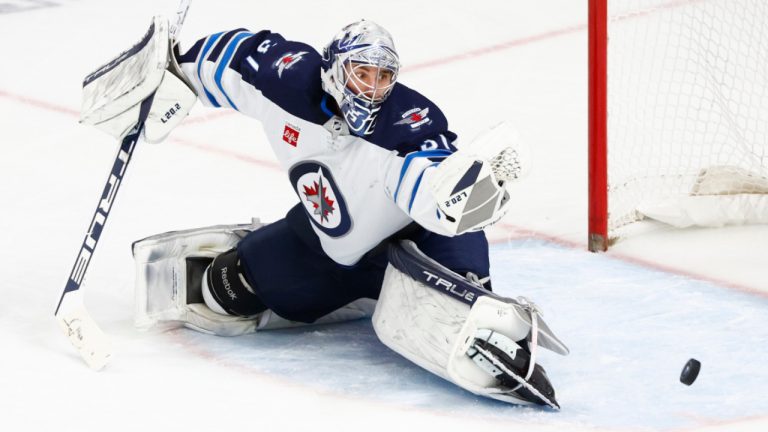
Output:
(203, 248), (267, 317)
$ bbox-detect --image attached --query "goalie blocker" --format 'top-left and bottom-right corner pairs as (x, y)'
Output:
(79, 16), (197, 143)
(132, 220), (568, 409)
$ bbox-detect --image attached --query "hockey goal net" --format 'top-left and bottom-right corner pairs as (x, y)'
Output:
(588, 0), (768, 251)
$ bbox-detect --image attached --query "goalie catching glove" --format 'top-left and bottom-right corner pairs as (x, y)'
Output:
(429, 122), (529, 234)
(79, 16), (197, 143)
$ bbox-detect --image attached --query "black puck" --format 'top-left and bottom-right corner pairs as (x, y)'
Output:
(680, 358), (701, 385)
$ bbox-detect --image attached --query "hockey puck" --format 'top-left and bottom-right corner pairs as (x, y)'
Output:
(680, 358), (701, 385)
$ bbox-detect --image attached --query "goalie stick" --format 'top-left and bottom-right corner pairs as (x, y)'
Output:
(54, 0), (191, 370)
(54, 106), (150, 370)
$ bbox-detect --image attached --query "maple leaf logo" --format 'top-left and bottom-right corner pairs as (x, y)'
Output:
(302, 171), (335, 223)
(289, 163), (351, 237)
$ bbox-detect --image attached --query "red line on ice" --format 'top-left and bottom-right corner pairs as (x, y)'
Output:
(0, 89), (79, 117)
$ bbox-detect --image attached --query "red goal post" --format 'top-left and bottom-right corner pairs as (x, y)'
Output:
(589, 0), (608, 252)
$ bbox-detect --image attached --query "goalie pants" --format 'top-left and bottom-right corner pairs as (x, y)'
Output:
(235, 204), (490, 323)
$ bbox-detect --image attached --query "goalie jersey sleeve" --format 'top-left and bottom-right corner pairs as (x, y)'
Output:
(176, 29), (465, 264)
(176, 29), (328, 122)
(370, 86), (460, 236)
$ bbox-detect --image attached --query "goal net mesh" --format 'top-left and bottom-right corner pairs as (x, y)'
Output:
(606, 0), (768, 235)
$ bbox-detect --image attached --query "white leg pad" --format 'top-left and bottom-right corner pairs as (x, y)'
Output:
(133, 220), (377, 336)
(372, 263), (537, 403)
(133, 221), (262, 335)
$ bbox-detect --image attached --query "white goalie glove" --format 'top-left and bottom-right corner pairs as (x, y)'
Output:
(79, 16), (197, 143)
(428, 122), (530, 235)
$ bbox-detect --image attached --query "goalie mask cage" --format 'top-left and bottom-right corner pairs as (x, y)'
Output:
(588, 0), (768, 252)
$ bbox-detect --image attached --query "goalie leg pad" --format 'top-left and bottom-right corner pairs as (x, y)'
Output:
(388, 240), (569, 355)
(132, 220), (264, 336)
(372, 240), (567, 408)
(133, 218), (376, 335)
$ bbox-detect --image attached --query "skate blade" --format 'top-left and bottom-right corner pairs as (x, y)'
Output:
(471, 343), (560, 409)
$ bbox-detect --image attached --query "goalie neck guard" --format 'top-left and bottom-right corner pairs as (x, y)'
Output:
(321, 20), (400, 136)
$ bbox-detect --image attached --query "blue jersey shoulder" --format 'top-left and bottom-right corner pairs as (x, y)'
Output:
(178, 30), (457, 151)
(179, 29), (329, 124)
(236, 33), (328, 124)
(366, 83), (458, 156)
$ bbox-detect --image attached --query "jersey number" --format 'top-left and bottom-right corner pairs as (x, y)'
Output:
(257, 39), (273, 53)
(420, 134), (452, 151)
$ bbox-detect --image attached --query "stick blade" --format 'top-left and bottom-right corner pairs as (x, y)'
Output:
(56, 305), (112, 371)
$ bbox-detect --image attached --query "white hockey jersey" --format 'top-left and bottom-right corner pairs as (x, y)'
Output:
(178, 29), (459, 265)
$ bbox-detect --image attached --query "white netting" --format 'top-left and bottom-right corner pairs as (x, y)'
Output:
(490, 147), (524, 182)
(606, 0), (768, 235)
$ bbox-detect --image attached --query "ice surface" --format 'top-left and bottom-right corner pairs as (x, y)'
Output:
(1, 1), (766, 431)
(164, 242), (768, 430)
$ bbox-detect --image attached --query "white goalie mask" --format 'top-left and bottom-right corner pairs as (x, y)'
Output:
(321, 20), (400, 136)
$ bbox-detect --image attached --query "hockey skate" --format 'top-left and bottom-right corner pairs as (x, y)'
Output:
(467, 329), (559, 409)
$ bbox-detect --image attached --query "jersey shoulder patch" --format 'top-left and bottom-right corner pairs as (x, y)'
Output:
(366, 83), (456, 155)
(244, 39), (323, 92)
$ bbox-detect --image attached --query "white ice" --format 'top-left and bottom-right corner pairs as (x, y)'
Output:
(1, 1), (767, 431)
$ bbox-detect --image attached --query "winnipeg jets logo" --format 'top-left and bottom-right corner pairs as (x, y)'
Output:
(302, 174), (335, 223)
(394, 107), (431, 130)
(274, 51), (309, 78)
(289, 162), (352, 237)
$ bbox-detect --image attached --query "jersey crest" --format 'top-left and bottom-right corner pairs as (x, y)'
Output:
(289, 162), (352, 237)
(394, 107), (432, 130)
(274, 51), (309, 78)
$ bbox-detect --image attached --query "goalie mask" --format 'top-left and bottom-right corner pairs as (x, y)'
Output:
(321, 20), (400, 136)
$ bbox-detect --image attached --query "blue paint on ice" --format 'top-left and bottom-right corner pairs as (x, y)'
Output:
(178, 239), (768, 430)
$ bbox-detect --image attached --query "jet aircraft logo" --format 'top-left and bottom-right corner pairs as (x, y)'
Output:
(274, 51), (309, 78)
(394, 107), (431, 129)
